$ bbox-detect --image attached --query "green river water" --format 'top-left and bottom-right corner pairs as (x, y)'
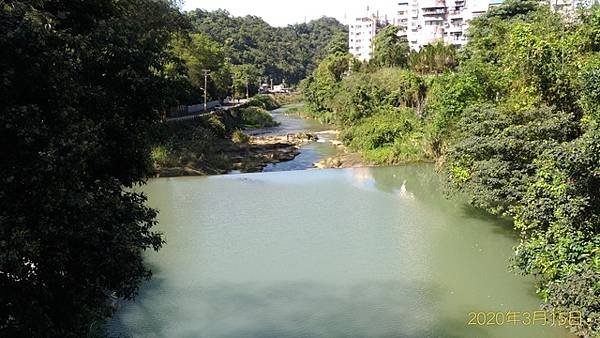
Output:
(108, 165), (574, 338)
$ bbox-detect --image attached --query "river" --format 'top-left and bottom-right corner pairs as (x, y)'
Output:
(107, 107), (575, 338)
(247, 104), (343, 172)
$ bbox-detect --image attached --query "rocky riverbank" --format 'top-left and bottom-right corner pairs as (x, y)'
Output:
(314, 153), (365, 169)
(229, 132), (317, 172)
(156, 132), (317, 177)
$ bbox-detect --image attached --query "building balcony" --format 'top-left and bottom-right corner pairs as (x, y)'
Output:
(422, 8), (447, 16)
(449, 10), (463, 18)
(420, 0), (447, 10)
(424, 15), (445, 22)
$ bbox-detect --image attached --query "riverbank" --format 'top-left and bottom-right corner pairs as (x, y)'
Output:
(281, 107), (429, 170)
(152, 94), (335, 177)
(152, 95), (375, 177)
(154, 125), (319, 177)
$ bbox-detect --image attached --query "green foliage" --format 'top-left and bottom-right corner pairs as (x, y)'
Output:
(240, 107), (279, 128)
(408, 41), (458, 74)
(579, 6), (600, 51)
(370, 68), (425, 110)
(425, 66), (492, 155)
(231, 129), (250, 144)
(440, 4), (600, 334)
(511, 125), (600, 336)
(151, 145), (170, 168)
(444, 105), (580, 215)
(341, 107), (426, 163)
(247, 94), (281, 110)
(579, 54), (600, 121)
(301, 53), (352, 113)
(485, 0), (541, 20)
(187, 10), (347, 84)
(326, 32), (349, 55)
(545, 271), (600, 337)
(371, 25), (409, 68)
(0, 0), (186, 336)
(172, 32), (231, 100)
(230, 64), (261, 99)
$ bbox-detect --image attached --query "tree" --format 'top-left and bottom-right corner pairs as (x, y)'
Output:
(512, 124), (600, 337)
(172, 32), (231, 100)
(408, 41), (458, 74)
(326, 32), (349, 55)
(486, 0), (540, 20)
(301, 53), (351, 114)
(230, 64), (261, 99)
(0, 0), (186, 336)
(371, 25), (410, 68)
(187, 10), (348, 84)
(444, 105), (580, 215)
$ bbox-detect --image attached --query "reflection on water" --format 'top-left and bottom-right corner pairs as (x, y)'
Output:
(108, 166), (574, 338)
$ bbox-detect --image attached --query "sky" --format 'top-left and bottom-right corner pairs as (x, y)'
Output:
(182, 0), (398, 27)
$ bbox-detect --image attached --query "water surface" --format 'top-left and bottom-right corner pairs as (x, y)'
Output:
(108, 166), (573, 338)
(248, 104), (342, 172)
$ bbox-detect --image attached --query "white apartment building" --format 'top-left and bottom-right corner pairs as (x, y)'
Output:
(350, 0), (597, 61)
(395, 0), (494, 51)
(348, 15), (380, 61)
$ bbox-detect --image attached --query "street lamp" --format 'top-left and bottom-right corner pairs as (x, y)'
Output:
(202, 69), (210, 111)
(245, 77), (249, 99)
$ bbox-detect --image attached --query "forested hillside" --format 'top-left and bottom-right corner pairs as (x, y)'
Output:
(187, 10), (347, 85)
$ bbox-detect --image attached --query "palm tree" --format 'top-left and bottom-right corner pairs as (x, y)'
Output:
(409, 41), (457, 74)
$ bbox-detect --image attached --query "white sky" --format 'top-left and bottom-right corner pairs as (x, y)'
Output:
(182, 0), (398, 27)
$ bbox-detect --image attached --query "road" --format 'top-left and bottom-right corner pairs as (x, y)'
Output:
(166, 100), (249, 122)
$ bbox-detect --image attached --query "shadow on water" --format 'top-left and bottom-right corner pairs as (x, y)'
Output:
(367, 165), (519, 242)
(458, 205), (518, 241)
(107, 275), (490, 338)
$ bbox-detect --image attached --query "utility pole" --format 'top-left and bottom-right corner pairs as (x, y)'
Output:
(245, 77), (249, 99)
(202, 69), (210, 111)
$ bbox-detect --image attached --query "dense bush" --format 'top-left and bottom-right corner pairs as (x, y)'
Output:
(247, 94), (281, 110)
(444, 105), (580, 214)
(240, 107), (279, 128)
(341, 107), (426, 163)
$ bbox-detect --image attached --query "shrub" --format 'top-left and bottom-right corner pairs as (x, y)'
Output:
(231, 129), (250, 144)
(247, 94), (280, 110)
(341, 107), (426, 163)
(150, 145), (169, 168)
(208, 115), (226, 137)
(240, 107), (279, 128)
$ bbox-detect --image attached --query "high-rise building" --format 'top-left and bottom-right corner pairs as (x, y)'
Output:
(350, 0), (598, 61)
(348, 15), (381, 62)
(395, 0), (494, 51)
